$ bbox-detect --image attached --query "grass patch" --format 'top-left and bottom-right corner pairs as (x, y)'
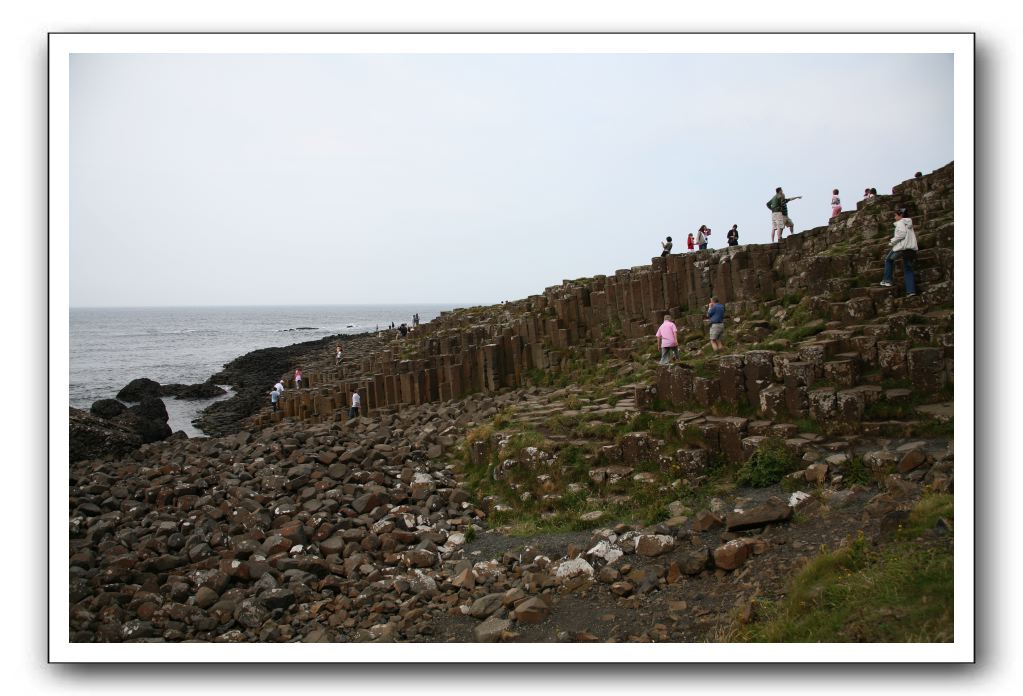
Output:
(730, 495), (953, 642)
(736, 438), (800, 488)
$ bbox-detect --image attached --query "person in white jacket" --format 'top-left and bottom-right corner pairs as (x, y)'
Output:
(879, 207), (919, 296)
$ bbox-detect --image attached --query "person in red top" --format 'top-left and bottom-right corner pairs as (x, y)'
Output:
(655, 313), (680, 365)
(687, 232), (695, 251)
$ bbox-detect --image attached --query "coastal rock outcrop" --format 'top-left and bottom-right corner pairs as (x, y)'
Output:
(116, 377), (162, 402)
(69, 407), (142, 462)
(160, 382), (227, 399)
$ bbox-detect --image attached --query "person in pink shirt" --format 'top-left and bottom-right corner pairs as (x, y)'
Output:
(655, 314), (679, 365)
(294, 367), (302, 389)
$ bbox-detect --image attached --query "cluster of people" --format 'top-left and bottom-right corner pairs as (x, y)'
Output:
(660, 224), (740, 257)
(268, 371), (362, 419)
(653, 186), (920, 361)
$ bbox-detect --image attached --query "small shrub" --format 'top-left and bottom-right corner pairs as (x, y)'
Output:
(736, 438), (800, 488)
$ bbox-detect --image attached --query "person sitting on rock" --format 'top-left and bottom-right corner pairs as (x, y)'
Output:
(661, 236), (673, 257)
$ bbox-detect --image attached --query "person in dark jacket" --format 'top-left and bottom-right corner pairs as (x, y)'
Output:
(726, 225), (739, 246)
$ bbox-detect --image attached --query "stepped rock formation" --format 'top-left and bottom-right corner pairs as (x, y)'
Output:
(261, 163), (952, 442)
(69, 165), (956, 644)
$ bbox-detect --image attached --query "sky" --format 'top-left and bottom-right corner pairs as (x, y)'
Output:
(69, 52), (953, 307)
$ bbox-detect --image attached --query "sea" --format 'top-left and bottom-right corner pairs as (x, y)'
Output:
(69, 304), (456, 436)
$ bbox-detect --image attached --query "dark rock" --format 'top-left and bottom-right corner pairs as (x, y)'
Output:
(90, 399), (127, 419)
(161, 382), (228, 399)
(116, 377), (162, 402)
(69, 407), (143, 462)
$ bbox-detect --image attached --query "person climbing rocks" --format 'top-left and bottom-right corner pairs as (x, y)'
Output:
(687, 232), (695, 252)
(767, 187), (801, 242)
(880, 207), (919, 297)
(727, 225), (739, 246)
(707, 297), (726, 352)
(661, 236), (673, 257)
(274, 378), (285, 394)
(294, 367), (302, 389)
(335, 343), (342, 365)
(655, 313), (680, 365)
(270, 387), (279, 412)
(831, 189), (842, 219)
(696, 225), (710, 250)
(349, 387), (361, 420)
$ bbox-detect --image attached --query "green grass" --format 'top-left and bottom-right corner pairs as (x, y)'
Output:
(735, 438), (801, 488)
(729, 494), (953, 642)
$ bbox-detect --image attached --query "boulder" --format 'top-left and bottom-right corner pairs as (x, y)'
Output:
(634, 534), (675, 557)
(474, 616), (511, 642)
(161, 382), (228, 399)
(116, 377), (162, 402)
(89, 398), (127, 419)
(69, 407), (142, 462)
(725, 497), (792, 532)
(713, 538), (756, 570)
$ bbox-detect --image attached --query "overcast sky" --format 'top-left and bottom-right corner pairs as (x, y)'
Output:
(69, 52), (953, 307)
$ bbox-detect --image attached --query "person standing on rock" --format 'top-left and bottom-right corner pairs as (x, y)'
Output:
(687, 232), (695, 252)
(707, 297), (726, 352)
(879, 207), (919, 296)
(294, 368), (302, 389)
(696, 225), (709, 250)
(661, 236), (673, 257)
(767, 187), (801, 242)
(270, 387), (280, 412)
(655, 313), (680, 365)
(727, 225), (739, 246)
(274, 378), (285, 394)
(335, 343), (342, 365)
(349, 388), (361, 420)
(831, 189), (842, 218)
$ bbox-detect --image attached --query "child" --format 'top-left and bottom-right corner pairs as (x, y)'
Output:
(831, 189), (842, 218)
(661, 236), (673, 257)
(687, 232), (695, 251)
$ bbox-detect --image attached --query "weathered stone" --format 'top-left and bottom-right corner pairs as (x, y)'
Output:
(725, 497), (792, 531)
(474, 616), (511, 642)
(468, 593), (505, 619)
(513, 597), (550, 624)
(634, 534), (674, 557)
(713, 538), (755, 570)
(692, 510), (724, 532)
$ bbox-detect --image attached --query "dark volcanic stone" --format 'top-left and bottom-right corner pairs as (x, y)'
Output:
(161, 382), (228, 399)
(90, 398), (127, 419)
(116, 377), (162, 402)
(69, 407), (143, 462)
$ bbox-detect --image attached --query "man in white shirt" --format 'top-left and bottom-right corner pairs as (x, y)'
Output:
(349, 388), (361, 420)
(274, 379), (285, 394)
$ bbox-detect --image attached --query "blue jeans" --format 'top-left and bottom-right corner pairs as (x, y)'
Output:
(659, 346), (679, 364)
(883, 249), (917, 294)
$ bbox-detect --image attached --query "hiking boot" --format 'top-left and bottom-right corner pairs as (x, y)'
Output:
(879, 281), (893, 287)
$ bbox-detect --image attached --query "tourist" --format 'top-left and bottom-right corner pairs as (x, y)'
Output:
(863, 187), (872, 200)
(399, 323), (408, 337)
(914, 171), (923, 178)
(696, 225), (709, 250)
(767, 187), (801, 242)
(294, 367), (302, 389)
(270, 388), (279, 412)
(655, 313), (680, 365)
(879, 207), (919, 297)
(661, 236), (673, 257)
(831, 189), (842, 218)
(707, 297), (726, 352)
(865, 188), (877, 199)
(349, 388), (361, 420)
(335, 343), (342, 365)
(274, 378), (285, 394)
(687, 232), (695, 251)
(726, 225), (739, 246)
